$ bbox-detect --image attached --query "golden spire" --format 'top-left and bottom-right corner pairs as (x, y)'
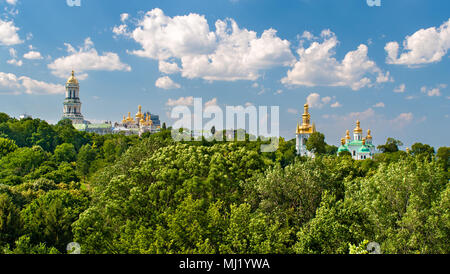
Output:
(136, 105), (144, 120)
(127, 112), (134, 122)
(122, 115), (127, 124)
(346, 130), (351, 140)
(302, 104), (311, 126)
(362, 138), (366, 145)
(66, 70), (79, 85)
(367, 129), (372, 139)
(312, 122), (316, 133)
(341, 138), (346, 145)
(354, 120), (362, 133)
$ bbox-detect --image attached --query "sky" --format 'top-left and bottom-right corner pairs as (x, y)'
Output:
(0, 0), (449, 149)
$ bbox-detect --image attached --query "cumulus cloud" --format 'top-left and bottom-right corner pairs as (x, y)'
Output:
(0, 19), (23, 46)
(6, 0), (18, 5)
(394, 84), (406, 93)
(48, 37), (131, 79)
(158, 60), (181, 74)
(166, 96), (194, 106)
(391, 112), (414, 127)
(0, 72), (65, 95)
(385, 18), (450, 66)
(421, 84), (446, 97)
(331, 101), (342, 108)
(116, 8), (294, 81)
(155, 76), (181, 90)
(282, 30), (390, 90)
(373, 102), (385, 108)
(306, 92), (338, 109)
(23, 50), (43, 60)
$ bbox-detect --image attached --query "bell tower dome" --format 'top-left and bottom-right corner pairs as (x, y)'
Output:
(63, 70), (85, 124)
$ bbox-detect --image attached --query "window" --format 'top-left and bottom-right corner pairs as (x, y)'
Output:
(353, 151), (356, 156)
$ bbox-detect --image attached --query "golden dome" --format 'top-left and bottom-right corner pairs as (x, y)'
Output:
(362, 138), (366, 145)
(353, 120), (363, 133)
(346, 130), (351, 139)
(136, 105), (144, 120)
(341, 138), (346, 145)
(122, 115), (127, 124)
(367, 129), (372, 139)
(126, 112), (134, 122)
(66, 70), (78, 85)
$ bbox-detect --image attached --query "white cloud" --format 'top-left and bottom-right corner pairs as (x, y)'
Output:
(7, 58), (22, 66)
(306, 93), (339, 108)
(23, 50), (43, 60)
(0, 19), (23, 46)
(155, 76), (181, 90)
(6, 0), (18, 5)
(0, 72), (64, 95)
(373, 102), (385, 108)
(331, 101), (342, 108)
(204, 98), (218, 107)
(421, 85), (444, 97)
(158, 60), (181, 74)
(282, 30), (389, 90)
(120, 13), (129, 23)
(48, 37), (131, 79)
(385, 18), (450, 66)
(287, 108), (298, 114)
(394, 84), (406, 93)
(118, 8), (294, 81)
(166, 96), (194, 106)
(391, 112), (413, 127)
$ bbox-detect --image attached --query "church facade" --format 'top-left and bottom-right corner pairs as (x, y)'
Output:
(337, 121), (375, 160)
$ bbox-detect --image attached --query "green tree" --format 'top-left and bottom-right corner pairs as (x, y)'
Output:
(377, 138), (403, 153)
(306, 132), (326, 155)
(21, 189), (89, 252)
(53, 143), (77, 163)
(76, 144), (97, 181)
(0, 194), (23, 246)
(0, 137), (18, 158)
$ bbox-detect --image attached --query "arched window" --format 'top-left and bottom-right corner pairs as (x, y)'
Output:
(353, 151), (356, 156)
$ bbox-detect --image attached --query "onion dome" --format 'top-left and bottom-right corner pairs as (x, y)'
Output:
(346, 130), (351, 140)
(366, 129), (372, 139)
(353, 120), (363, 134)
(66, 70), (79, 85)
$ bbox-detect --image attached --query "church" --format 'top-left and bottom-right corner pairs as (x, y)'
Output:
(295, 103), (316, 157)
(337, 121), (376, 160)
(62, 71), (160, 136)
(295, 102), (375, 160)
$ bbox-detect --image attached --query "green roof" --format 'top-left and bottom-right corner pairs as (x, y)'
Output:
(337, 145), (349, 152)
(73, 124), (87, 131)
(358, 146), (371, 153)
(87, 124), (112, 129)
(348, 140), (363, 146)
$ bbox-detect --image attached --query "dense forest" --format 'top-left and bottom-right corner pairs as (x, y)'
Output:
(0, 112), (448, 254)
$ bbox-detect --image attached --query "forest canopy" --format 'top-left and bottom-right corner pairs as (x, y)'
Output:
(0, 113), (448, 254)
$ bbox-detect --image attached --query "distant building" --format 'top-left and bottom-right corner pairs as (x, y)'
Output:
(63, 71), (85, 124)
(337, 121), (375, 160)
(62, 71), (112, 134)
(19, 114), (32, 120)
(295, 104), (316, 157)
(113, 105), (161, 136)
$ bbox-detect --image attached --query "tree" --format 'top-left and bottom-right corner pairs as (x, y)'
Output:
(436, 147), (449, 171)
(0, 194), (22, 246)
(410, 142), (435, 161)
(306, 132), (327, 155)
(21, 190), (89, 252)
(325, 144), (338, 156)
(377, 138), (403, 153)
(0, 138), (18, 158)
(31, 121), (58, 152)
(53, 143), (77, 163)
(76, 144), (97, 181)
(162, 122), (167, 130)
(0, 113), (10, 124)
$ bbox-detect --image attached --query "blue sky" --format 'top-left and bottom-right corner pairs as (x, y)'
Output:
(0, 0), (449, 149)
